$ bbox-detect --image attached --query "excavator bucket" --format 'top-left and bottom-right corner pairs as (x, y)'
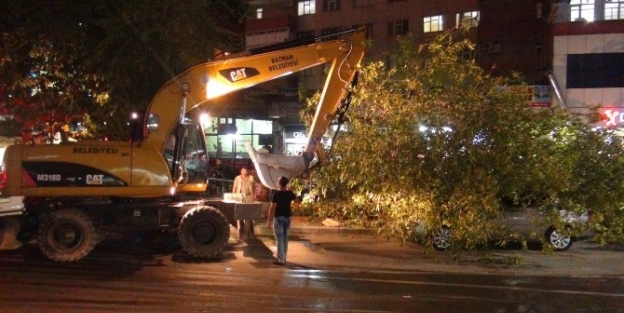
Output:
(245, 142), (310, 190)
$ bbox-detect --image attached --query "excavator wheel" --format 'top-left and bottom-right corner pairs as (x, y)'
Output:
(37, 208), (98, 262)
(178, 206), (229, 258)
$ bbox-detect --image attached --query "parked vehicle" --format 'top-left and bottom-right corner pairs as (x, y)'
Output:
(0, 196), (24, 217)
(0, 146), (25, 218)
(413, 199), (592, 252)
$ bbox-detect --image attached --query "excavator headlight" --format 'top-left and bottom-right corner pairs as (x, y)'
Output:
(204, 76), (231, 100)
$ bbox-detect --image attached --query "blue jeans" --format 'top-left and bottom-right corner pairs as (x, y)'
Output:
(273, 216), (291, 263)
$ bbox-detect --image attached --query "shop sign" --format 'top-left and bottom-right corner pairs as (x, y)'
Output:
(529, 85), (551, 107)
(603, 108), (624, 127)
(505, 85), (551, 107)
(284, 127), (306, 139)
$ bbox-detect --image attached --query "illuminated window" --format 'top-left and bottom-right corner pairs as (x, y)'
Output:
(256, 8), (263, 19)
(424, 15), (443, 33)
(205, 118), (272, 159)
(571, 0), (595, 22)
(456, 11), (479, 28)
(605, 0), (624, 20)
(388, 19), (409, 36)
(298, 1), (316, 16)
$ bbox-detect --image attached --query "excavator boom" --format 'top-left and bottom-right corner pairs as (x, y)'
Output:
(145, 27), (366, 189)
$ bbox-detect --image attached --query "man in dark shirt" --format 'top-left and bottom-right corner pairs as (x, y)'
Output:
(266, 176), (296, 265)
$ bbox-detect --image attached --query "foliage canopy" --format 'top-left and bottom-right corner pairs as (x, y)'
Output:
(0, 0), (248, 139)
(299, 31), (624, 250)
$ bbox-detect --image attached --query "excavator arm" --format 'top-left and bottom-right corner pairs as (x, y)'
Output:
(144, 27), (366, 189)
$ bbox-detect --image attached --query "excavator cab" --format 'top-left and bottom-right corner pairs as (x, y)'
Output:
(165, 123), (209, 194)
(145, 101), (209, 195)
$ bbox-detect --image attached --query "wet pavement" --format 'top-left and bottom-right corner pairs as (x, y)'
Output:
(1, 217), (623, 312)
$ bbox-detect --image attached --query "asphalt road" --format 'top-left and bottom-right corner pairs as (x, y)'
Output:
(0, 228), (623, 313)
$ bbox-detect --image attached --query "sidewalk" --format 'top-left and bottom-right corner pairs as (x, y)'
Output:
(246, 200), (378, 237)
(250, 216), (624, 276)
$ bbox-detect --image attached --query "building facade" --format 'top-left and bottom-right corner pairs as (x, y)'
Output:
(206, 0), (624, 177)
(551, 0), (624, 130)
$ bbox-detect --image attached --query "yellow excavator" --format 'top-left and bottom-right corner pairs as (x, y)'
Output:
(0, 27), (365, 262)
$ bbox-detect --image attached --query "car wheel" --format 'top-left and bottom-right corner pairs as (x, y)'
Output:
(545, 227), (572, 251)
(431, 227), (452, 251)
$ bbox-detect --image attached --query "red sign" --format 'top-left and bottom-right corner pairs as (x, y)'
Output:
(602, 108), (624, 127)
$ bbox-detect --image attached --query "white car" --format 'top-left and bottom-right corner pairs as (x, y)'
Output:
(1, 146), (24, 217)
(414, 202), (591, 252)
(0, 196), (24, 217)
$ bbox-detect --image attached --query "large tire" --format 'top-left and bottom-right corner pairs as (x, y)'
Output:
(37, 209), (98, 262)
(178, 206), (230, 258)
(545, 227), (573, 251)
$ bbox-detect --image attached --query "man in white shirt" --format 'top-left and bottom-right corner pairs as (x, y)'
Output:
(232, 166), (256, 240)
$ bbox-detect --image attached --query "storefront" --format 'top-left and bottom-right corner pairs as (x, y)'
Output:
(551, 17), (624, 124)
(283, 124), (341, 156)
(203, 117), (273, 174)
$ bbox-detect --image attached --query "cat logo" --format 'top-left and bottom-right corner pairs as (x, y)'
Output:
(219, 67), (260, 83)
(86, 174), (104, 185)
